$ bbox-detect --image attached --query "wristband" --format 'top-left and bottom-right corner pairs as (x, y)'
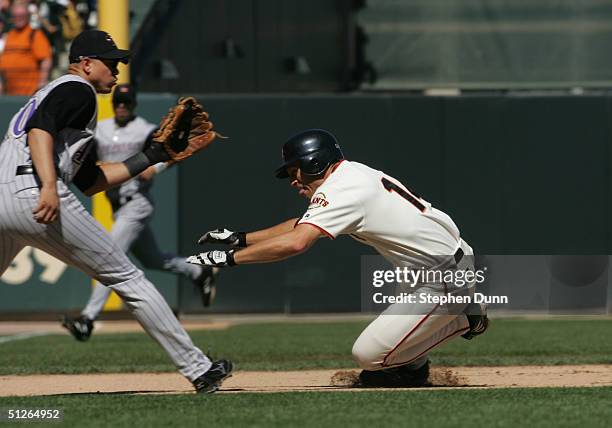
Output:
(124, 145), (171, 178)
(227, 249), (237, 266)
(237, 232), (247, 247)
(123, 152), (151, 178)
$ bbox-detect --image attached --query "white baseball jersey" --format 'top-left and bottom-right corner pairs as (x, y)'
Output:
(299, 161), (477, 371)
(95, 116), (157, 202)
(0, 74), (97, 184)
(297, 160), (471, 268)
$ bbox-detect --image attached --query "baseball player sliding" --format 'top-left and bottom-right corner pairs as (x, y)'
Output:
(0, 30), (232, 393)
(189, 129), (488, 387)
(61, 84), (218, 342)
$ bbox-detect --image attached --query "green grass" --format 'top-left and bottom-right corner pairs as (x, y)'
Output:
(0, 388), (610, 428)
(0, 319), (610, 375)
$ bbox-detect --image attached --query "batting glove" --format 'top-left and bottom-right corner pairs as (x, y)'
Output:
(187, 250), (237, 267)
(197, 228), (246, 247)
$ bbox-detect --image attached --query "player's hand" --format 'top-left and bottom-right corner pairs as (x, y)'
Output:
(187, 250), (236, 267)
(197, 228), (246, 247)
(32, 186), (59, 224)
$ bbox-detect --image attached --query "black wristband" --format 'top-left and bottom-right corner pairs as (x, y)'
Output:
(123, 152), (151, 177)
(124, 144), (172, 178)
(227, 249), (237, 266)
(237, 232), (247, 247)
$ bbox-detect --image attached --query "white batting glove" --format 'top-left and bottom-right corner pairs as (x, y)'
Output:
(197, 228), (246, 247)
(187, 250), (236, 267)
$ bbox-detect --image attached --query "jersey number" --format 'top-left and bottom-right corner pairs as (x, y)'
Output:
(12, 98), (37, 137)
(381, 177), (426, 212)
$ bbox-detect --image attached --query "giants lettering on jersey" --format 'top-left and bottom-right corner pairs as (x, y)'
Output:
(308, 192), (330, 209)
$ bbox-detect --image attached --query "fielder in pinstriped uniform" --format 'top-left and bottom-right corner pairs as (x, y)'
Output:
(61, 84), (219, 342)
(0, 30), (232, 393)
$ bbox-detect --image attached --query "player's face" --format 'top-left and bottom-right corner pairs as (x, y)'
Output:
(87, 58), (119, 93)
(113, 102), (135, 125)
(287, 165), (325, 199)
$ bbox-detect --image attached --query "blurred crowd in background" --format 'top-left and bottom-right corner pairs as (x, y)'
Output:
(0, 0), (97, 95)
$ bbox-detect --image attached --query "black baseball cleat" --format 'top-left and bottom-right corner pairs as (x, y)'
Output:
(61, 315), (94, 342)
(194, 267), (219, 307)
(192, 359), (234, 393)
(462, 303), (489, 340)
(358, 360), (430, 387)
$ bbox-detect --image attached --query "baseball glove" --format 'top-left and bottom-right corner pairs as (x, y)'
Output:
(152, 97), (223, 163)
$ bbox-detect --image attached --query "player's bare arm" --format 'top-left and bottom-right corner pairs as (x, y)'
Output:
(27, 128), (59, 224)
(234, 223), (322, 264)
(81, 162), (162, 196)
(189, 131), (341, 268)
(245, 218), (301, 245)
(198, 218), (301, 248)
(81, 161), (134, 196)
(188, 223), (322, 267)
(138, 165), (157, 182)
(81, 147), (182, 196)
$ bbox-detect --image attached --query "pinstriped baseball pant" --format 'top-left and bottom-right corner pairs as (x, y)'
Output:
(81, 193), (202, 321)
(0, 177), (212, 382)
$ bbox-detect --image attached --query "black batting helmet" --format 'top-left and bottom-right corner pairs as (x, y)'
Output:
(275, 129), (344, 178)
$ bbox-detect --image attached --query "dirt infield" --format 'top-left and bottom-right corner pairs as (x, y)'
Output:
(1, 365), (610, 397)
(0, 320), (231, 336)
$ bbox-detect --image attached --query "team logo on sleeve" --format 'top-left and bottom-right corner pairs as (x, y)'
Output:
(308, 192), (330, 210)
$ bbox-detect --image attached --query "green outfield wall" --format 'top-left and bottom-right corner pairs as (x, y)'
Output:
(1, 94), (611, 314)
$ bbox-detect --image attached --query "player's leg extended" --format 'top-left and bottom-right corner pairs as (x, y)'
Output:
(352, 286), (471, 371)
(0, 232), (25, 277)
(0, 183), (31, 275)
(80, 213), (146, 321)
(131, 225), (218, 307)
(11, 187), (212, 381)
(131, 225), (202, 279)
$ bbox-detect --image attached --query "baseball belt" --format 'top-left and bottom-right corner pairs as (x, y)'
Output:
(16, 165), (37, 175)
(16, 165), (63, 181)
(454, 247), (464, 265)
